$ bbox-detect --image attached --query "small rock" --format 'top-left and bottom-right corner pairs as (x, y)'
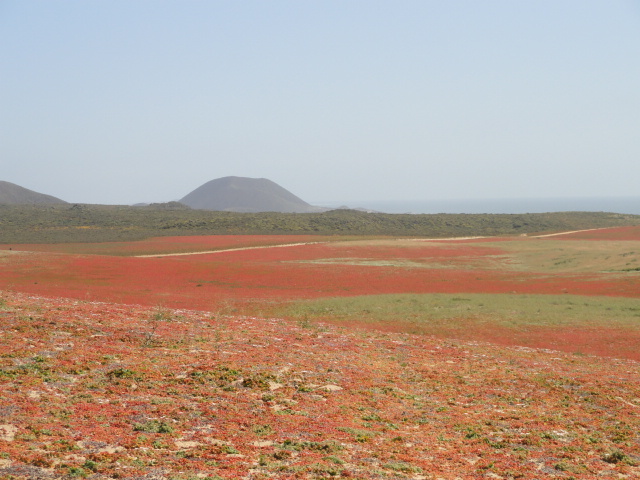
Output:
(175, 440), (202, 449)
(76, 441), (124, 454)
(321, 384), (343, 392)
(230, 378), (244, 387)
(205, 438), (230, 446)
(251, 441), (274, 447)
(0, 424), (18, 441)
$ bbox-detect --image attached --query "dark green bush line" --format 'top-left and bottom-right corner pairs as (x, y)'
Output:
(0, 203), (638, 244)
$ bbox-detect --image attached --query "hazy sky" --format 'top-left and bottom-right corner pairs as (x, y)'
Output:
(2, 1), (639, 205)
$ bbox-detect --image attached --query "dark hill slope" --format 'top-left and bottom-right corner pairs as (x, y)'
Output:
(180, 176), (322, 213)
(0, 181), (67, 205)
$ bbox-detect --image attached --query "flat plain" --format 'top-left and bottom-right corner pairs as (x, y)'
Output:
(1, 224), (639, 479)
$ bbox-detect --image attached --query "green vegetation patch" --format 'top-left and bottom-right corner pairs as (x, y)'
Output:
(133, 420), (174, 434)
(492, 239), (640, 274)
(281, 293), (640, 331)
(280, 439), (343, 453)
(188, 365), (242, 385)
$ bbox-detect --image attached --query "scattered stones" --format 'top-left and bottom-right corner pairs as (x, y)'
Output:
(2, 290), (640, 479)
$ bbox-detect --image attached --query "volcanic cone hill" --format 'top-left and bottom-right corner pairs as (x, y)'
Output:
(0, 180), (67, 205)
(179, 176), (324, 213)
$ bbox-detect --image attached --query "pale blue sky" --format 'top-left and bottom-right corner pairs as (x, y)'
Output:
(2, 1), (639, 206)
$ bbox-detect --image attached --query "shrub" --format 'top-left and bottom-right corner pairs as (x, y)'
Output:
(133, 420), (174, 434)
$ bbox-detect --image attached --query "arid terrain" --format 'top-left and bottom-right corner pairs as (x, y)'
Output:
(1, 225), (639, 479)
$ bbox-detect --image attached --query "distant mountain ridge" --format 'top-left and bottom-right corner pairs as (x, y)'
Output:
(179, 176), (325, 213)
(0, 181), (67, 205)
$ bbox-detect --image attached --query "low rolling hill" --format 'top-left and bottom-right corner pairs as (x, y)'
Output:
(179, 176), (325, 213)
(0, 180), (67, 205)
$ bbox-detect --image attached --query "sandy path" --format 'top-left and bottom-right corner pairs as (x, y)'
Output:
(134, 241), (325, 258)
(133, 226), (615, 258)
(531, 227), (612, 238)
(414, 236), (486, 242)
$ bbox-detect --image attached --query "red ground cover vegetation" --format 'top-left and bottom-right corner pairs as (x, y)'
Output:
(1, 236), (639, 364)
(1, 291), (639, 479)
(0, 240), (637, 311)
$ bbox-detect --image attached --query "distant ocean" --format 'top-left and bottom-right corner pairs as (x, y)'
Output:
(319, 197), (640, 215)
